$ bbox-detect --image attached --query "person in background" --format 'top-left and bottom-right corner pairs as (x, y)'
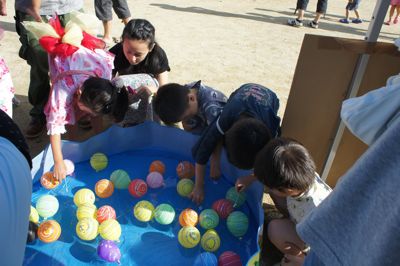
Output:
(287, 0), (328, 29)
(339, 0), (362, 24)
(384, 0), (400, 25)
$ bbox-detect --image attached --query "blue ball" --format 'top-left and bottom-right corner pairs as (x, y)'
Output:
(193, 252), (218, 266)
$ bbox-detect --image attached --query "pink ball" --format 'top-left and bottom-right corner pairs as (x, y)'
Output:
(218, 251), (242, 266)
(97, 205), (116, 224)
(64, 159), (75, 176)
(146, 172), (164, 189)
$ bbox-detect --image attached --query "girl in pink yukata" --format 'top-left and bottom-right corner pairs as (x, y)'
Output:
(0, 28), (15, 118)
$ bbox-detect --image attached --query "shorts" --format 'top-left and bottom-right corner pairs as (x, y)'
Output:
(346, 0), (360, 11)
(296, 0), (328, 14)
(94, 0), (131, 21)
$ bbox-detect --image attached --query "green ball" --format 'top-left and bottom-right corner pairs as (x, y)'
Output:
(90, 153), (108, 172)
(225, 187), (246, 207)
(227, 211), (249, 238)
(154, 203), (175, 225)
(199, 209), (219, 229)
(110, 169), (131, 189)
(36, 195), (59, 219)
(177, 178), (194, 197)
(201, 229), (221, 252)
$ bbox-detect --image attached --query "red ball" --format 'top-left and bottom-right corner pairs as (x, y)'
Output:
(129, 179), (148, 198)
(218, 251), (242, 266)
(96, 205), (116, 224)
(212, 199), (234, 219)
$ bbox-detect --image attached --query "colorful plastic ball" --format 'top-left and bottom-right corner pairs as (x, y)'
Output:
(95, 179), (114, 198)
(128, 179), (148, 198)
(76, 217), (99, 241)
(212, 199), (234, 219)
(27, 221), (39, 243)
(76, 203), (97, 220)
(36, 195), (59, 218)
(90, 153), (108, 172)
(149, 160), (165, 175)
(179, 208), (198, 227)
(176, 161), (195, 179)
(96, 205), (116, 224)
(227, 211), (249, 238)
(199, 209), (219, 230)
(74, 188), (95, 207)
(134, 200), (155, 222)
(99, 219), (121, 241)
(146, 172), (164, 189)
(110, 169), (131, 189)
(178, 226), (201, 248)
(225, 187), (247, 208)
(218, 251), (242, 266)
(40, 171), (59, 189)
(154, 203), (175, 225)
(177, 178), (194, 197)
(64, 159), (75, 176)
(38, 220), (61, 243)
(201, 229), (221, 252)
(193, 252), (218, 266)
(97, 240), (121, 264)
(29, 205), (39, 223)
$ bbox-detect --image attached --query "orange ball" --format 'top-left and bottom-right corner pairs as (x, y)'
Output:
(149, 160), (166, 175)
(176, 161), (195, 179)
(179, 208), (198, 227)
(38, 220), (61, 243)
(95, 179), (114, 198)
(40, 171), (60, 189)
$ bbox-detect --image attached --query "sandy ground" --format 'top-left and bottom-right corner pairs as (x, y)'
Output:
(0, 0), (398, 157)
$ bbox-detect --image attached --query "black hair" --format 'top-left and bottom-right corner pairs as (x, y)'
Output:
(225, 117), (272, 169)
(80, 77), (129, 123)
(153, 83), (190, 124)
(254, 138), (316, 192)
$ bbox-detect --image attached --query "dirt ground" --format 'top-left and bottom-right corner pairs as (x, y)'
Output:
(0, 0), (398, 156)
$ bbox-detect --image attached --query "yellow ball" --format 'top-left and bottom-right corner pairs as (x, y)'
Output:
(76, 203), (97, 220)
(74, 188), (95, 207)
(134, 200), (155, 222)
(99, 219), (121, 241)
(29, 205), (39, 223)
(177, 178), (194, 197)
(76, 217), (99, 241)
(178, 226), (201, 248)
(201, 229), (221, 252)
(90, 153), (108, 172)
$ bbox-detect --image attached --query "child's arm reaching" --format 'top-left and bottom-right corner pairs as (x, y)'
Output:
(189, 163), (206, 204)
(50, 134), (67, 182)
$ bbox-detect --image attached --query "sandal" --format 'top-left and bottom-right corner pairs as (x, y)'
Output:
(394, 17), (398, 24)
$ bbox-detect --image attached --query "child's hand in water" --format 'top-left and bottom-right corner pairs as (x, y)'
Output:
(210, 157), (221, 180)
(189, 184), (204, 205)
(53, 161), (67, 183)
(235, 174), (257, 192)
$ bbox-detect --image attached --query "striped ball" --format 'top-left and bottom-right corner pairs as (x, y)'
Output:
(201, 229), (220, 252)
(74, 188), (95, 207)
(76, 203), (97, 220)
(99, 219), (121, 241)
(149, 160), (165, 174)
(40, 171), (59, 189)
(110, 169), (131, 189)
(179, 208), (198, 227)
(95, 179), (114, 198)
(76, 217), (99, 241)
(38, 220), (61, 243)
(90, 153), (108, 172)
(225, 187), (246, 208)
(212, 199), (234, 219)
(146, 172), (164, 189)
(226, 211), (249, 238)
(199, 209), (219, 229)
(134, 200), (155, 222)
(176, 161), (195, 179)
(178, 226), (201, 248)
(154, 203), (175, 225)
(193, 252), (218, 266)
(128, 179), (148, 198)
(177, 178), (194, 197)
(218, 251), (242, 266)
(36, 195), (59, 218)
(29, 205), (39, 223)
(96, 205), (116, 224)
(64, 159), (75, 176)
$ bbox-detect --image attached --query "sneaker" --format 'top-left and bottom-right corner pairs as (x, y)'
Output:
(287, 18), (303, 27)
(352, 18), (362, 24)
(308, 20), (319, 29)
(25, 118), (45, 138)
(339, 18), (350, 24)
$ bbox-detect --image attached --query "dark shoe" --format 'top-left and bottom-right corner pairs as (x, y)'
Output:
(339, 18), (350, 24)
(25, 118), (45, 138)
(308, 20), (319, 29)
(287, 18), (303, 27)
(352, 18), (362, 24)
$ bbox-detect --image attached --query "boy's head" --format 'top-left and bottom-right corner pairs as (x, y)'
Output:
(254, 138), (316, 197)
(224, 115), (272, 170)
(153, 83), (199, 124)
